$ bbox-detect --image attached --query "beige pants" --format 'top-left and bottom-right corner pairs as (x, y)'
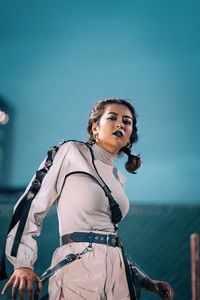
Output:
(48, 242), (130, 300)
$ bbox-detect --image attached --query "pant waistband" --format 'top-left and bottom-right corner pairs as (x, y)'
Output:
(61, 232), (120, 247)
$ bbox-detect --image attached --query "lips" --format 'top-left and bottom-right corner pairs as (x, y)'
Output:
(112, 130), (124, 138)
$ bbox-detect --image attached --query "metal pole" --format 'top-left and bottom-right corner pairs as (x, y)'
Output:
(191, 233), (199, 300)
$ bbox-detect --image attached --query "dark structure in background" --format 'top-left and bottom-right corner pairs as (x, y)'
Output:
(0, 189), (199, 300)
(0, 96), (14, 188)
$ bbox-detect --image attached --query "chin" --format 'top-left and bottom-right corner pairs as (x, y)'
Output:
(113, 140), (126, 148)
(111, 142), (126, 152)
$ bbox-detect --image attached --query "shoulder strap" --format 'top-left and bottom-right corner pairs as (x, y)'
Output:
(0, 140), (66, 280)
(10, 145), (61, 257)
(86, 143), (122, 226)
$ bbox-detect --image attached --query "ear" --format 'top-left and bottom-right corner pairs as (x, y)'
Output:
(91, 122), (98, 134)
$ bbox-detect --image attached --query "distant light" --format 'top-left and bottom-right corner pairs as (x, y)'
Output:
(0, 110), (9, 125)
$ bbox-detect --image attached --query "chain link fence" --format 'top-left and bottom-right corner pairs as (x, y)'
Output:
(0, 190), (199, 299)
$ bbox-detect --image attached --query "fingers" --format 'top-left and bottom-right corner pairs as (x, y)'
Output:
(19, 278), (26, 300)
(12, 277), (20, 299)
(37, 279), (43, 294)
(158, 282), (174, 300)
(33, 278), (43, 300)
(27, 277), (43, 300)
(27, 280), (33, 300)
(2, 275), (16, 295)
(163, 283), (173, 300)
(2, 275), (41, 300)
(19, 278), (38, 300)
(166, 285), (174, 300)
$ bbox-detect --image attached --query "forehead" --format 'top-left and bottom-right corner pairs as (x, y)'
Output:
(103, 103), (132, 117)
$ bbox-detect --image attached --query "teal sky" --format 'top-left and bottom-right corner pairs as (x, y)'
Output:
(0, 0), (200, 203)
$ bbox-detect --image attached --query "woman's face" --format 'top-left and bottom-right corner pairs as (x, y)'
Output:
(92, 103), (133, 155)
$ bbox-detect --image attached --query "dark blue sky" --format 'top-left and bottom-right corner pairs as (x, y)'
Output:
(1, 0), (200, 203)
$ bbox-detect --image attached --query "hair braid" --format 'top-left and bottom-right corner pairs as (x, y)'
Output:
(122, 146), (142, 174)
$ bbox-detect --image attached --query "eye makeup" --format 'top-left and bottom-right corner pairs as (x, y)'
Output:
(106, 112), (132, 125)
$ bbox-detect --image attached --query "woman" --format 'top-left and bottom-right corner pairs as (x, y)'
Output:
(1, 98), (173, 299)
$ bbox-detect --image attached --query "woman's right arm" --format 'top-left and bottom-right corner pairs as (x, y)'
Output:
(2, 142), (74, 298)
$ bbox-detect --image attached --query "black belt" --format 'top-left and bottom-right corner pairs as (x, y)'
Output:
(61, 232), (120, 247)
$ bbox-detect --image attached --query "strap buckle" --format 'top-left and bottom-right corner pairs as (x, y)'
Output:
(31, 179), (41, 193)
(106, 234), (110, 245)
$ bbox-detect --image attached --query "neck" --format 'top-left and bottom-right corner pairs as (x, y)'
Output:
(95, 141), (119, 156)
(92, 143), (115, 166)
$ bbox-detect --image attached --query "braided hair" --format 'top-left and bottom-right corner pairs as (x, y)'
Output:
(87, 98), (141, 174)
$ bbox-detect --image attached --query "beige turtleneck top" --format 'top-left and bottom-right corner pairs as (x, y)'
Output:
(6, 141), (130, 270)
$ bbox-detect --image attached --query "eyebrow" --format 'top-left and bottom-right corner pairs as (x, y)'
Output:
(107, 112), (133, 119)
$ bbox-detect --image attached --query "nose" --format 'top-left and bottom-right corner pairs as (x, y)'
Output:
(116, 120), (124, 129)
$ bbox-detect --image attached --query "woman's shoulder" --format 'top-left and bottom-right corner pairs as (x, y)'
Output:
(57, 139), (84, 147)
(49, 139), (87, 165)
(57, 139), (88, 154)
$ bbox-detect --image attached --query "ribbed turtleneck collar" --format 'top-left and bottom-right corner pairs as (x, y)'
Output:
(91, 143), (115, 166)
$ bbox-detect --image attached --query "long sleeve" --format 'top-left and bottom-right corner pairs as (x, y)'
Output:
(131, 264), (147, 283)
(5, 142), (73, 270)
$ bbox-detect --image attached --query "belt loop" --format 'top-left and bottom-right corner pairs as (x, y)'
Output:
(88, 232), (94, 247)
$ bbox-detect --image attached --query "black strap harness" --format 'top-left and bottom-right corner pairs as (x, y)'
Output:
(0, 140), (142, 300)
(0, 145), (59, 280)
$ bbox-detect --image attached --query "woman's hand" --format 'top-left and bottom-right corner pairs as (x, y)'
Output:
(153, 280), (174, 300)
(142, 277), (174, 300)
(1, 267), (42, 300)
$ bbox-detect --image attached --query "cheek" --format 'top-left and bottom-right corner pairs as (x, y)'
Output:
(126, 127), (132, 136)
(126, 129), (132, 141)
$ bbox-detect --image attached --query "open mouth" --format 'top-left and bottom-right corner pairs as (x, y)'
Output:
(112, 130), (124, 138)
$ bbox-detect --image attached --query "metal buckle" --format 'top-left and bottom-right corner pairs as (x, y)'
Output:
(59, 139), (65, 145)
(32, 178), (41, 187)
(45, 161), (53, 169)
(31, 179), (41, 192)
(106, 235), (110, 245)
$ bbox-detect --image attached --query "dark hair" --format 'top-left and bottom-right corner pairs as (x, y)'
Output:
(87, 98), (141, 174)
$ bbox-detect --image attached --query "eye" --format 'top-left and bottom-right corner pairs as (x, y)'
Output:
(107, 115), (116, 121)
(123, 118), (132, 125)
